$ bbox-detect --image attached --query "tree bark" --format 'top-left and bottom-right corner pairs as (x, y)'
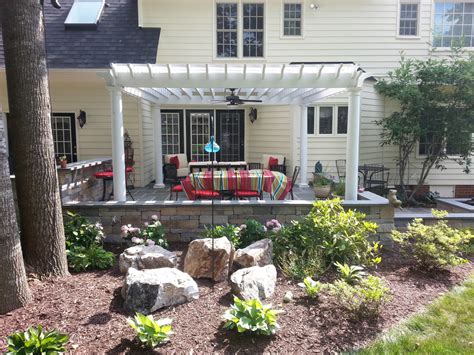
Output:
(0, 0), (68, 276)
(0, 108), (31, 314)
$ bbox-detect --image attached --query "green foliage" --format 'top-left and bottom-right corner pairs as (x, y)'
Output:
(6, 325), (69, 354)
(238, 219), (267, 248)
(332, 180), (345, 196)
(128, 313), (173, 349)
(334, 262), (367, 285)
(67, 244), (115, 272)
(328, 275), (392, 318)
(298, 277), (324, 299)
(392, 210), (473, 270)
(272, 199), (380, 279)
(223, 297), (281, 336)
(277, 247), (325, 280)
(204, 224), (241, 247)
(313, 175), (332, 186)
(121, 216), (168, 248)
(64, 211), (104, 249)
(375, 52), (474, 201)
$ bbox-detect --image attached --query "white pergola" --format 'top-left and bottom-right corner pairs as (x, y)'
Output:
(103, 63), (370, 202)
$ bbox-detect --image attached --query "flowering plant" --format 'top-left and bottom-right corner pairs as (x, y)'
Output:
(121, 215), (168, 248)
(265, 219), (282, 232)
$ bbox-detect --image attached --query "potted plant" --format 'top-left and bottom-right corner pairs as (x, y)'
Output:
(332, 180), (345, 198)
(313, 175), (332, 198)
(58, 155), (68, 168)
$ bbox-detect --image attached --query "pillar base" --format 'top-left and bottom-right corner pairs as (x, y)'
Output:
(298, 182), (309, 188)
(153, 183), (166, 189)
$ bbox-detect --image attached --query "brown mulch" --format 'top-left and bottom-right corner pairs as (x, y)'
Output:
(0, 246), (472, 354)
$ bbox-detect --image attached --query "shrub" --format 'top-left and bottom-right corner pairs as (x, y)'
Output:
(238, 219), (268, 248)
(203, 224), (241, 247)
(334, 262), (367, 285)
(128, 313), (173, 348)
(67, 244), (115, 272)
(64, 211), (104, 249)
(272, 199), (380, 279)
(121, 215), (168, 248)
(328, 275), (391, 317)
(278, 247), (325, 280)
(392, 210), (473, 270)
(6, 325), (69, 354)
(298, 277), (325, 299)
(223, 297), (281, 336)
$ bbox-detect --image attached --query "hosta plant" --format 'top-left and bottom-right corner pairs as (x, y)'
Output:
(392, 210), (473, 270)
(298, 277), (324, 299)
(223, 297), (281, 336)
(334, 262), (367, 285)
(128, 313), (173, 348)
(6, 325), (69, 354)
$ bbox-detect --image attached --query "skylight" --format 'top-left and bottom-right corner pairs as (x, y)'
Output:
(65, 0), (105, 29)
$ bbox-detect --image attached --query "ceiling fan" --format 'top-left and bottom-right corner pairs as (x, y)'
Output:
(213, 88), (263, 106)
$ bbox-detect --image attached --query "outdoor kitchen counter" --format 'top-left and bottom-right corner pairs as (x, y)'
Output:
(57, 157), (112, 203)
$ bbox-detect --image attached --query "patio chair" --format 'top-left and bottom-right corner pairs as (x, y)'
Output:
(288, 166), (301, 200)
(163, 154), (189, 179)
(234, 189), (262, 200)
(365, 165), (390, 194)
(261, 154), (286, 174)
(247, 162), (262, 170)
(336, 159), (346, 181)
(180, 178), (221, 200)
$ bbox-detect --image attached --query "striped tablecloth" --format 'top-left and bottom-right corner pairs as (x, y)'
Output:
(189, 169), (291, 200)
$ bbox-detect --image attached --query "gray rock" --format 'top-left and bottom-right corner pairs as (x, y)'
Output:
(122, 267), (199, 314)
(234, 239), (273, 268)
(230, 265), (277, 301)
(283, 291), (293, 303)
(119, 245), (177, 274)
(183, 237), (234, 282)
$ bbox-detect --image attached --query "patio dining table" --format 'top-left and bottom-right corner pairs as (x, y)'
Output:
(185, 169), (291, 200)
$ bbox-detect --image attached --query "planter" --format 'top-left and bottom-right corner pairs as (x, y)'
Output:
(314, 185), (331, 198)
(60, 161), (68, 169)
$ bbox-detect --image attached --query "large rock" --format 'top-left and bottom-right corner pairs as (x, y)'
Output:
(122, 267), (199, 314)
(119, 245), (177, 274)
(234, 239), (273, 268)
(183, 237), (234, 282)
(230, 265), (277, 301)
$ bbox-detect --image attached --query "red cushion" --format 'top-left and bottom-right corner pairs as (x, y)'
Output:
(235, 190), (260, 197)
(195, 190), (220, 198)
(268, 156), (279, 168)
(126, 166), (134, 173)
(170, 155), (180, 169)
(171, 184), (183, 192)
(94, 171), (114, 179)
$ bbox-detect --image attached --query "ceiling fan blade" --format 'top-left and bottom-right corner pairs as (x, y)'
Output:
(240, 99), (263, 103)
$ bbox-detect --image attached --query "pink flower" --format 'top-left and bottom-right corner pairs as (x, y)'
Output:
(144, 222), (149, 227)
(145, 239), (155, 246)
(131, 237), (144, 245)
(151, 214), (159, 221)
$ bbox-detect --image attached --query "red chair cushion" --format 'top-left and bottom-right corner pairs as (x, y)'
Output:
(126, 166), (134, 173)
(94, 171), (114, 179)
(235, 190), (260, 197)
(268, 156), (279, 169)
(171, 184), (183, 192)
(195, 190), (220, 199)
(170, 155), (180, 169)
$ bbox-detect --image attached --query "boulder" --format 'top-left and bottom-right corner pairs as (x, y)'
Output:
(183, 237), (234, 282)
(234, 239), (273, 268)
(118, 245), (177, 274)
(122, 267), (199, 314)
(230, 265), (277, 301)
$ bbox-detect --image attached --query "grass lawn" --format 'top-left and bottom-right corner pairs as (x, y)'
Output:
(359, 273), (474, 354)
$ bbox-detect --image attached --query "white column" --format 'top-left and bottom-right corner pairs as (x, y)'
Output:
(345, 88), (362, 201)
(299, 105), (308, 187)
(152, 104), (165, 188)
(109, 87), (127, 201)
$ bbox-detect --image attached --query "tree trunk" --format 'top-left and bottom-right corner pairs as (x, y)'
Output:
(0, 108), (31, 314)
(0, 0), (68, 276)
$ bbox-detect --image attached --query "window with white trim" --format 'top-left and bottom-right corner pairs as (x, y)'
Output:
(243, 3), (264, 57)
(216, 3), (238, 57)
(161, 112), (181, 155)
(433, 2), (474, 47)
(399, 2), (419, 36)
(283, 3), (302, 36)
(307, 105), (348, 135)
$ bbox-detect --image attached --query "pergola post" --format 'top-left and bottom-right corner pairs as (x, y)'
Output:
(152, 104), (165, 188)
(299, 105), (308, 187)
(109, 86), (127, 201)
(345, 88), (362, 201)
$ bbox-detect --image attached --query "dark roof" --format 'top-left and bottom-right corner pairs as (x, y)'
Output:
(0, 0), (160, 69)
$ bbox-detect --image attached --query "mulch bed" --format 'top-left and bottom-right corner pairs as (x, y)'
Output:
(0, 245), (472, 354)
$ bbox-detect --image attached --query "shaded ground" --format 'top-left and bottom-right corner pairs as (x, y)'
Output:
(0, 247), (472, 354)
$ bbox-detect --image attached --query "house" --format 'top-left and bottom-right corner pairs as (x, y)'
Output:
(1, 0), (473, 201)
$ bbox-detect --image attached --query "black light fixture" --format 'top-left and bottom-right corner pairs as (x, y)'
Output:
(249, 107), (258, 123)
(76, 110), (86, 128)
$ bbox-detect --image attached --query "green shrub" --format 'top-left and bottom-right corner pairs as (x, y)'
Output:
(238, 219), (267, 248)
(6, 325), (69, 354)
(64, 211), (104, 249)
(67, 244), (115, 272)
(328, 275), (391, 317)
(121, 215), (168, 248)
(223, 297), (281, 335)
(272, 199), (380, 279)
(392, 210), (473, 270)
(203, 224), (241, 247)
(334, 262), (367, 285)
(278, 247), (325, 280)
(298, 277), (325, 299)
(128, 313), (173, 348)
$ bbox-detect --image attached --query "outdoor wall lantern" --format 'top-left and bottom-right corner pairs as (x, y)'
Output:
(249, 107), (257, 124)
(76, 110), (87, 128)
(309, 3), (319, 10)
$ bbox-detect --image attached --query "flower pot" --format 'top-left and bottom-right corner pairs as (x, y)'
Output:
(60, 161), (67, 169)
(314, 185), (331, 198)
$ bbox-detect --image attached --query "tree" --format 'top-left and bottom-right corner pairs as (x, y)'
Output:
(375, 51), (474, 203)
(0, 105), (31, 314)
(0, 0), (68, 276)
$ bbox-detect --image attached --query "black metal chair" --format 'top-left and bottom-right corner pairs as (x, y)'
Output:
(336, 159), (346, 181)
(289, 166), (300, 200)
(365, 165), (390, 194)
(247, 162), (262, 170)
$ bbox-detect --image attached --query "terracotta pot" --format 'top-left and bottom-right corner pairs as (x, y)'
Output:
(60, 160), (67, 169)
(313, 185), (331, 198)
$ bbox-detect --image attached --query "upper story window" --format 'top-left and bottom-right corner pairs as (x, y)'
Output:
(433, 2), (474, 47)
(283, 3), (302, 36)
(65, 0), (105, 29)
(216, 2), (264, 58)
(399, 2), (419, 36)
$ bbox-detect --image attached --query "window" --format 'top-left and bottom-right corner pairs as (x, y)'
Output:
(51, 113), (77, 163)
(337, 106), (348, 134)
(161, 110), (184, 155)
(283, 3), (302, 36)
(308, 105), (348, 135)
(419, 132), (471, 155)
(65, 0), (105, 29)
(319, 107), (333, 134)
(399, 2), (419, 36)
(433, 2), (474, 47)
(307, 107), (315, 134)
(243, 3), (264, 57)
(216, 3), (238, 57)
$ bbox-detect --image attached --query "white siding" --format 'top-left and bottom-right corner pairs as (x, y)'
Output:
(141, 100), (155, 186)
